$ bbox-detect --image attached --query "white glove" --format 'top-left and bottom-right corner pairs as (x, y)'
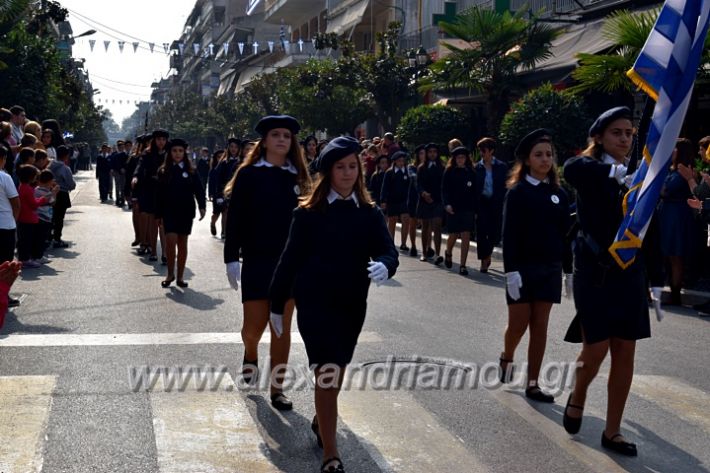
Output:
(270, 312), (283, 338)
(650, 287), (664, 322)
(505, 271), (523, 301)
(611, 164), (628, 185)
(216, 198), (224, 205)
(623, 170), (637, 188)
(367, 261), (388, 285)
(226, 261), (241, 291)
(563, 273), (573, 299)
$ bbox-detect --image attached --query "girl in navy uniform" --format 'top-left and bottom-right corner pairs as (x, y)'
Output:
(212, 138), (241, 239)
(442, 146), (477, 275)
(155, 139), (206, 288)
(223, 115), (311, 411)
(417, 143), (445, 264)
(133, 129), (169, 261)
(406, 145), (427, 257)
(269, 136), (398, 473)
(499, 130), (572, 402)
(367, 154), (388, 208)
(207, 149), (224, 236)
(562, 107), (662, 456)
(474, 137), (508, 273)
(380, 150), (412, 251)
(126, 135), (148, 247)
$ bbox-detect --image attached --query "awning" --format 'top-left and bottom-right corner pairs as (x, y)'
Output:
(531, 18), (613, 72)
(326, 0), (369, 37)
(235, 65), (268, 94)
(217, 69), (238, 96)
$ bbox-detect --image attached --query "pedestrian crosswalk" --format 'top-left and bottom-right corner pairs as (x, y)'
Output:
(0, 373), (708, 472)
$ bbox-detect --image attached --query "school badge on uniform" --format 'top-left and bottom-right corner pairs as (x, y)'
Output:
(293, 185), (300, 195)
(182, 172), (189, 178)
(467, 181), (472, 187)
(551, 195), (560, 204)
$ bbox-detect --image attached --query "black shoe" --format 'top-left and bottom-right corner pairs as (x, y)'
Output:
(563, 392), (584, 434)
(270, 392), (293, 411)
(321, 457), (345, 473)
(149, 255), (158, 262)
(8, 297), (20, 308)
(601, 432), (638, 457)
(176, 280), (188, 288)
(311, 415), (323, 448)
(444, 252), (453, 269)
(137, 246), (148, 255)
(525, 385), (555, 403)
(53, 240), (69, 248)
(459, 266), (469, 276)
(499, 357), (514, 383)
(399, 244), (409, 252)
(419, 255), (428, 262)
(131, 240), (140, 247)
(210, 222), (217, 236)
(426, 248), (435, 258)
(242, 358), (258, 384)
(161, 277), (175, 288)
(161, 256), (168, 265)
(409, 248), (418, 257)
(434, 256), (444, 266)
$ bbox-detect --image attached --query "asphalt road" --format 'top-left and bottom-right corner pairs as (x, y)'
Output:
(1, 171), (708, 473)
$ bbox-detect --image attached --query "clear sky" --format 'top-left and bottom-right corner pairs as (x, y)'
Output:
(61, 0), (197, 125)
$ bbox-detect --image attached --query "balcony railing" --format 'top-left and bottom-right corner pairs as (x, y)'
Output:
(509, 0), (606, 15)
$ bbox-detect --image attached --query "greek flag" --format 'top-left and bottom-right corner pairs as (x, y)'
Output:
(608, 0), (710, 269)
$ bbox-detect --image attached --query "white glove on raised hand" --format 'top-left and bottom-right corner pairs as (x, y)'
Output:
(563, 273), (573, 299)
(650, 287), (665, 322)
(270, 312), (284, 338)
(611, 164), (628, 185)
(226, 261), (241, 291)
(367, 261), (388, 286)
(623, 170), (638, 188)
(216, 198), (224, 205)
(505, 271), (523, 301)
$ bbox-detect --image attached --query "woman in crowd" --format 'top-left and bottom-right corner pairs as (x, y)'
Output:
(155, 139), (206, 288)
(562, 106), (661, 456)
(475, 137), (508, 273)
(133, 129), (169, 261)
(303, 135), (318, 167)
(499, 130), (572, 402)
(417, 143), (445, 265)
(269, 136), (398, 473)
(380, 150), (412, 250)
(211, 138), (241, 239)
(657, 138), (696, 305)
(441, 146), (477, 275)
(41, 129), (56, 159)
(223, 115), (311, 411)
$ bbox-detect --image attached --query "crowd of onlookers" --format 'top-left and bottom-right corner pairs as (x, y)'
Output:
(0, 105), (78, 327)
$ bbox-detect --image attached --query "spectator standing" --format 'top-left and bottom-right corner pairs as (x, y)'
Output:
(48, 145), (76, 248)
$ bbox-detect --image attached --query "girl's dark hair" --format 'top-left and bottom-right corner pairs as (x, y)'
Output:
(159, 146), (194, 176)
(301, 157), (373, 212)
(446, 152), (473, 169)
(506, 137), (560, 189)
(18, 147), (35, 164)
(303, 135), (317, 152)
(220, 140), (241, 163)
(18, 164), (39, 183)
(210, 150), (223, 170)
(39, 169), (54, 183)
(674, 138), (695, 168)
(0, 145), (7, 158)
(41, 119), (64, 147)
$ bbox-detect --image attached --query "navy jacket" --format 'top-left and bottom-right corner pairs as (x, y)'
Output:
(380, 166), (411, 207)
(474, 158), (508, 209)
(442, 166), (477, 213)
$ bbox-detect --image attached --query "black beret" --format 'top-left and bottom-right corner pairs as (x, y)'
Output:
(451, 146), (470, 158)
(391, 150), (408, 162)
(254, 115), (300, 137)
(227, 137), (241, 146)
(425, 143), (439, 151)
(168, 138), (188, 149)
(515, 129), (553, 160)
(414, 144), (426, 154)
(589, 106), (632, 137)
(313, 136), (362, 173)
(152, 128), (169, 139)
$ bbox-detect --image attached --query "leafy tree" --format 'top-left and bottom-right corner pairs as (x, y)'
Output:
(499, 83), (591, 161)
(420, 7), (559, 135)
(0, 0), (29, 69)
(396, 104), (469, 148)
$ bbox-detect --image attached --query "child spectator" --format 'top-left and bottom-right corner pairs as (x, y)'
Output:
(34, 169), (55, 262)
(16, 165), (55, 268)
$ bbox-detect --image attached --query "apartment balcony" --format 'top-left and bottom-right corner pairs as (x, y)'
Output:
(264, 0), (324, 26)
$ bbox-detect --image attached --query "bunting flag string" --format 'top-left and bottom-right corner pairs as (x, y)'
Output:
(89, 39), (96, 51)
(103, 40), (110, 52)
(118, 40), (125, 53)
(132, 42), (139, 53)
(268, 41), (274, 53)
(149, 42), (155, 53)
(163, 43), (170, 54)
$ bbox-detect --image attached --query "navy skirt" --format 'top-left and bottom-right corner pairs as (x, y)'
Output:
(241, 256), (280, 302)
(506, 262), (562, 305)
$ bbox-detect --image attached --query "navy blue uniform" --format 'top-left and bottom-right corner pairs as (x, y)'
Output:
(224, 163), (300, 302)
(368, 171), (386, 208)
(380, 166), (411, 216)
(155, 163), (206, 235)
(563, 156), (654, 343)
(442, 166), (477, 233)
(416, 161), (444, 219)
(270, 200), (398, 366)
(133, 150), (165, 214)
(474, 158), (508, 260)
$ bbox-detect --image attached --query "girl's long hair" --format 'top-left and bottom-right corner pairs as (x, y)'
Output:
(301, 156), (374, 212)
(507, 137), (560, 189)
(445, 153), (473, 170)
(158, 147), (194, 177)
(223, 134), (311, 199)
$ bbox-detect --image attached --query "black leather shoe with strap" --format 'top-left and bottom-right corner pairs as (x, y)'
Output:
(321, 457), (345, 473)
(601, 432), (638, 456)
(270, 392), (293, 411)
(563, 392), (584, 434)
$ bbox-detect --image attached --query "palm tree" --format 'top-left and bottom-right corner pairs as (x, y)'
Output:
(420, 7), (559, 135)
(0, 0), (30, 70)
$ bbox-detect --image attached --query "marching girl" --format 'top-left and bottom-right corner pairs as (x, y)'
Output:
(417, 143), (445, 265)
(269, 136), (398, 473)
(207, 149), (224, 237)
(126, 134), (149, 247)
(133, 129), (169, 261)
(380, 150), (412, 251)
(155, 139), (206, 288)
(499, 130), (572, 402)
(367, 154), (389, 208)
(223, 115), (311, 411)
(405, 145), (427, 258)
(474, 137), (508, 273)
(212, 138), (241, 239)
(562, 107), (662, 456)
(303, 135), (318, 166)
(442, 146), (477, 275)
